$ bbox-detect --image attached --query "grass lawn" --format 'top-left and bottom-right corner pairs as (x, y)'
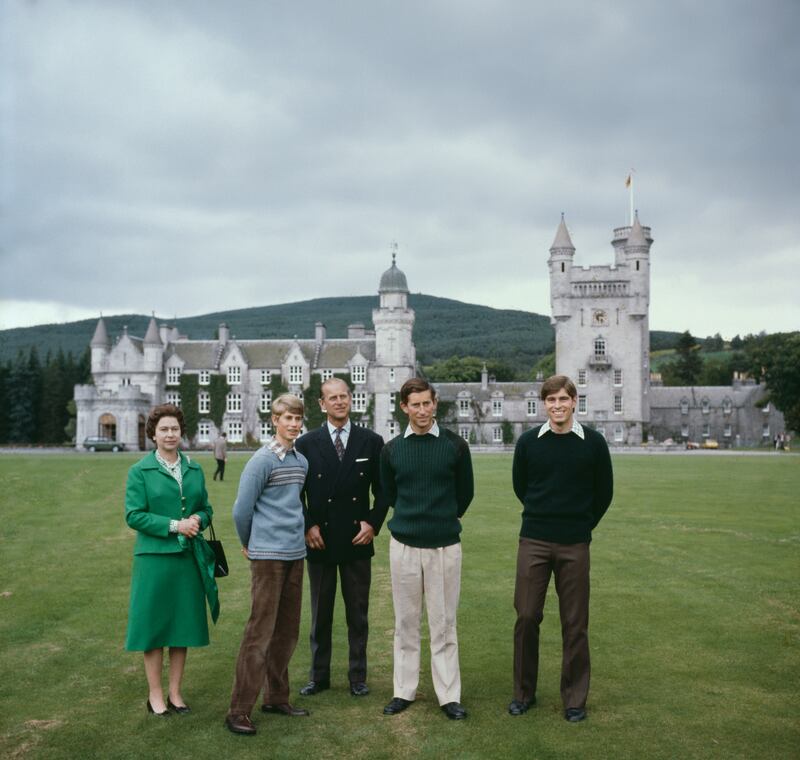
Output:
(0, 452), (797, 759)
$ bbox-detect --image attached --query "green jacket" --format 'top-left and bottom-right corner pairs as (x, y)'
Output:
(125, 451), (213, 555)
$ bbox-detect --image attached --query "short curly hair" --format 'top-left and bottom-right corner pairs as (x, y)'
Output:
(146, 404), (185, 441)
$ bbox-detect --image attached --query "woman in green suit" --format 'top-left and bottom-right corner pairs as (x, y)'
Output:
(125, 404), (217, 716)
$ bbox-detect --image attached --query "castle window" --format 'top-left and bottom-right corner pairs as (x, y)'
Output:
(593, 338), (606, 358)
(199, 370), (210, 385)
(259, 421), (272, 441)
(260, 370), (272, 385)
(198, 392), (210, 414)
(493, 426), (503, 443)
(289, 365), (303, 384)
(352, 365), (366, 384)
(167, 367), (181, 385)
(561, 262), (565, 273)
(577, 369), (587, 386)
(121, 377), (131, 387)
(527, 399), (537, 416)
(702, 423), (710, 438)
(762, 403), (770, 414)
(680, 398), (689, 415)
(389, 368), (396, 383)
(459, 399), (471, 417)
(352, 392), (367, 413)
(724, 424), (732, 438)
(226, 421), (242, 443)
(227, 366), (241, 385)
(492, 398), (503, 417)
(613, 369), (623, 386)
(260, 392), (272, 413)
(389, 392), (397, 412)
(681, 424), (689, 438)
(578, 395), (587, 415)
(701, 398), (710, 414)
(166, 391), (181, 407)
(197, 422), (211, 443)
(227, 393), (242, 413)
(614, 394), (623, 414)
(459, 426), (470, 441)
(614, 425), (624, 442)
(321, 369), (333, 381)
(388, 420), (399, 438)
(762, 423), (770, 438)
(636, 261), (640, 271)
(722, 398), (732, 415)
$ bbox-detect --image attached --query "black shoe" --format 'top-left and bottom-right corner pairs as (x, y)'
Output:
(383, 697), (412, 715)
(350, 682), (369, 697)
(261, 703), (310, 717)
(167, 698), (191, 715)
(146, 700), (170, 717)
(441, 702), (467, 720)
(299, 680), (330, 696)
(565, 707), (587, 722)
(225, 714), (256, 734)
(508, 697), (535, 716)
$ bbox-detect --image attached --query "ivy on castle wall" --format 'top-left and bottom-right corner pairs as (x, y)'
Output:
(303, 373), (325, 430)
(208, 375), (230, 429)
(260, 375), (289, 422)
(178, 373), (200, 440)
(501, 419), (515, 444)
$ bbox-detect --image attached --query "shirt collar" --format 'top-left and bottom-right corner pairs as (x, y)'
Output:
(265, 435), (294, 462)
(326, 419), (351, 436)
(404, 419), (440, 438)
(538, 418), (585, 440)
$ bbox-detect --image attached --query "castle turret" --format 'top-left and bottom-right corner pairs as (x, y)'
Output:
(90, 316), (110, 372)
(548, 214), (575, 321)
(623, 212), (652, 317)
(143, 316), (163, 372)
(374, 254), (415, 366)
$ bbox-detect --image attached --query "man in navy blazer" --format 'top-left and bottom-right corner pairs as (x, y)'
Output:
(295, 377), (389, 697)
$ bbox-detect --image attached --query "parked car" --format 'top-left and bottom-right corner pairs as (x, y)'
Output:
(701, 439), (719, 449)
(84, 436), (125, 452)
(686, 441), (700, 450)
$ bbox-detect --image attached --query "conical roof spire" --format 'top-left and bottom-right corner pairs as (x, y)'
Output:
(627, 210), (647, 248)
(550, 213), (575, 251)
(90, 316), (110, 347)
(144, 315), (162, 345)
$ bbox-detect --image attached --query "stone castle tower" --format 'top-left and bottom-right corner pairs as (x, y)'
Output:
(549, 212), (653, 444)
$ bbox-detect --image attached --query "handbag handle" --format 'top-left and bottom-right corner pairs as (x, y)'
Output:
(208, 521), (218, 541)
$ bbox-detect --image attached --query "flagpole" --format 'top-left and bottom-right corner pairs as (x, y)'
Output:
(629, 171), (634, 226)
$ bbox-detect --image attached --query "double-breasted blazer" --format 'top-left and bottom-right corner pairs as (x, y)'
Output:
(296, 423), (388, 564)
(125, 451), (213, 555)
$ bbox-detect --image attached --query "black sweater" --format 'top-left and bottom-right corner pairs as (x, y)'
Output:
(512, 424), (613, 544)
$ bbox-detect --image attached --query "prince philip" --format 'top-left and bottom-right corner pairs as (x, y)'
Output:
(295, 377), (388, 697)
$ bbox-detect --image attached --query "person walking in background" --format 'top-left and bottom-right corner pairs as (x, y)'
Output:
(213, 432), (228, 481)
(124, 404), (219, 717)
(296, 378), (388, 698)
(509, 374), (613, 723)
(380, 378), (474, 721)
(225, 394), (309, 736)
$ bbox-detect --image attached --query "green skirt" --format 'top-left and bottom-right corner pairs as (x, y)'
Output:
(125, 551), (210, 651)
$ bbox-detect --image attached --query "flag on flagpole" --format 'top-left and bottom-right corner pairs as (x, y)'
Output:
(625, 173), (632, 188)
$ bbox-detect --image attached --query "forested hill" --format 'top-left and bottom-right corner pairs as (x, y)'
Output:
(0, 294), (683, 375)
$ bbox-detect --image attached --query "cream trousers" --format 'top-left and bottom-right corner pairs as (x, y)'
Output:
(389, 536), (462, 705)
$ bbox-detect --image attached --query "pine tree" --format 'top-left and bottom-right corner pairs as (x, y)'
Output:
(7, 351), (36, 443)
(672, 331), (703, 385)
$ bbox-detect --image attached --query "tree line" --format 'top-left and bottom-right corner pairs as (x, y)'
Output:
(0, 348), (91, 445)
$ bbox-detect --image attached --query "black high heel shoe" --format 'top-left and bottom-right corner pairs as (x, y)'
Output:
(146, 699), (170, 717)
(168, 698), (191, 715)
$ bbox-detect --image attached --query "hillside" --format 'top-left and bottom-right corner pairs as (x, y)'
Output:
(0, 294), (683, 376)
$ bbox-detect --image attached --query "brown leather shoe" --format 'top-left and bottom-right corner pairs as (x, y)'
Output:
(261, 703), (310, 717)
(225, 713), (257, 734)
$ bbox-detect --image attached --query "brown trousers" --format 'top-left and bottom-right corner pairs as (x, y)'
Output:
(513, 538), (590, 710)
(228, 559), (304, 716)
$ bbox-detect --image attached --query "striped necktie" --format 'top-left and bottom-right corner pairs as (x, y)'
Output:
(334, 427), (345, 461)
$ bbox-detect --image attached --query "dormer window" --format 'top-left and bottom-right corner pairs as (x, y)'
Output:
(289, 365), (303, 385)
(227, 366), (241, 385)
(351, 365), (366, 384)
(167, 367), (181, 385)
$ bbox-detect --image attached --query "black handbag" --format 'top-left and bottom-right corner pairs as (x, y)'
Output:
(207, 523), (229, 578)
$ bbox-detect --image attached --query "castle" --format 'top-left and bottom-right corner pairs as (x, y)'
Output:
(74, 216), (784, 449)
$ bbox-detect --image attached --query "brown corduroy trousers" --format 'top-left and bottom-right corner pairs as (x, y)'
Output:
(513, 538), (591, 710)
(228, 558), (304, 717)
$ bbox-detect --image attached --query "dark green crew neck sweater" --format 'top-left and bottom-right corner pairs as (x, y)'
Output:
(381, 428), (474, 548)
(512, 424), (613, 544)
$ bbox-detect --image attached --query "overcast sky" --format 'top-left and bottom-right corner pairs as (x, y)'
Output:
(1, 0), (798, 340)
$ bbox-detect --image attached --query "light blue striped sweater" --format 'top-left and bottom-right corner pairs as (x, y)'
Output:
(232, 442), (308, 560)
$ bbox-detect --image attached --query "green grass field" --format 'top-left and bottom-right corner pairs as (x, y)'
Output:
(1, 453), (798, 759)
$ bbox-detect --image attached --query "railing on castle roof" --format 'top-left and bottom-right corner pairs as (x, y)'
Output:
(571, 281), (629, 297)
